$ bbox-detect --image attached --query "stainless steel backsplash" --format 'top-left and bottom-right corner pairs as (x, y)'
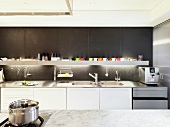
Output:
(1, 65), (139, 82)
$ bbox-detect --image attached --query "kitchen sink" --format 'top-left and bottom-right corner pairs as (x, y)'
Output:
(55, 81), (96, 87)
(99, 81), (124, 87)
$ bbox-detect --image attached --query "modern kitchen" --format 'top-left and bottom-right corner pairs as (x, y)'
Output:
(0, 0), (170, 127)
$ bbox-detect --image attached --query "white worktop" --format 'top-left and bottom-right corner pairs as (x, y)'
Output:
(45, 110), (170, 127)
(1, 110), (170, 127)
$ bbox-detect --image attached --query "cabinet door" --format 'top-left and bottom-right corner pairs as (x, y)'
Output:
(67, 88), (99, 110)
(34, 88), (66, 110)
(1, 88), (33, 112)
(89, 28), (121, 58)
(100, 88), (132, 110)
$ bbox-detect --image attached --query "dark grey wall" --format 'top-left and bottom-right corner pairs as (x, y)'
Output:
(153, 21), (170, 108)
(0, 27), (153, 65)
(0, 27), (153, 82)
(2, 65), (140, 82)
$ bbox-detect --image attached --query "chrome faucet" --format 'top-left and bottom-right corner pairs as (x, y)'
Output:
(89, 73), (98, 85)
(54, 66), (57, 81)
(115, 71), (120, 82)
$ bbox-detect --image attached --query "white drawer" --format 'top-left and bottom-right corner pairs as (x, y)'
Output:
(2, 88), (33, 96)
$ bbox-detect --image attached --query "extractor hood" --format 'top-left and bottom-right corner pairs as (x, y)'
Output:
(0, 0), (73, 16)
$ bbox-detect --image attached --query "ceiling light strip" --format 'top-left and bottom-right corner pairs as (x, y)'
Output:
(0, 12), (71, 16)
(65, 0), (73, 15)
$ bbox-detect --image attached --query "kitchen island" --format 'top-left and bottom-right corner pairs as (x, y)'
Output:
(1, 110), (170, 127)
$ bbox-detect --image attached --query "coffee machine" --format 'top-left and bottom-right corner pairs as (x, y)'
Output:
(139, 67), (160, 85)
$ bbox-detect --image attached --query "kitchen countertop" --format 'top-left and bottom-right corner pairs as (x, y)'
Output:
(0, 80), (149, 88)
(1, 110), (170, 127)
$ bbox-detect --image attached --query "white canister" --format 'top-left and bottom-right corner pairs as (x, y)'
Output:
(0, 68), (5, 83)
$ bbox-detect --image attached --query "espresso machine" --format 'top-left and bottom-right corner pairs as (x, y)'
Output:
(139, 67), (160, 85)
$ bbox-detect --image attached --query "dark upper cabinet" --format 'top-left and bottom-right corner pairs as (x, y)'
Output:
(121, 27), (153, 65)
(89, 27), (121, 58)
(0, 27), (152, 65)
(0, 28), (25, 58)
(25, 27), (88, 59)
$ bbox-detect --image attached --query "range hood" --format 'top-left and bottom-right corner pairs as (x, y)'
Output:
(0, 0), (73, 16)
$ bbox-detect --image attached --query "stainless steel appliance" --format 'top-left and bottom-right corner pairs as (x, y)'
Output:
(133, 87), (168, 109)
(139, 67), (160, 84)
(8, 99), (39, 126)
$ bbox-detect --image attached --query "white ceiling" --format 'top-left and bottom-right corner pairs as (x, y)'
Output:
(0, 0), (163, 12)
(73, 0), (163, 11)
(0, 0), (169, 26)
(0, 0), (69, 12)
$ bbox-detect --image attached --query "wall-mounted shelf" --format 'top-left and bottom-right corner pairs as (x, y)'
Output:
(0, 61), (149, 66)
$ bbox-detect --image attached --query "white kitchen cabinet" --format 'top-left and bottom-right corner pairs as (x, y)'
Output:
(1, 88), (33, 112)
(100, 88), (132, 110)
(34, 88), (66, 110)
(67, 88), (99, 110)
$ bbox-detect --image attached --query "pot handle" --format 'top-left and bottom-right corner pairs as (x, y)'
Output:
(38, 116), (44, 127)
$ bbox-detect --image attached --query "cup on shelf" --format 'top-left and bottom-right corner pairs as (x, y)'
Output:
(76, 58), (80, 61)
(94, 58), (98, 61)
(98, 58), (103, 61)
(112, 58), (116, 61)
(80, 58), (85, 61)
(116, 58), (120, 61)
(89, 58), (93, 61)
(120, 58), (125, 61)
(103, 58), (107, 61)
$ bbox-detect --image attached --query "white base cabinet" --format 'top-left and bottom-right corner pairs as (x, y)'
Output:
(34, 88), (66, 110)
(67, 88), (99, 110)
(100, 88), (132, 110)
(1, 87), (132, 111)
(1, 88), (34, 112)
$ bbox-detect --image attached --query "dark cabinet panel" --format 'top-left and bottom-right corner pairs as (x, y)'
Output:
(56, 28), (88, 58)
(0, 28), (25, 58)
(0, 27), (152, 65)
(25, 27), (88, 58)
(89, 28), (121, 58)
(121, 27), (153, 65)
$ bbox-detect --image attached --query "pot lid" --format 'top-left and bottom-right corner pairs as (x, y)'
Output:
(9, 99), (39, 109)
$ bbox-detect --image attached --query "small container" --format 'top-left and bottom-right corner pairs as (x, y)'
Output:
(80, 58), (85, 61)
(115, 58), (120, 61)
(76, 58), (80, 61)
(112, 58), (116, 61)
(103, 58), (107, 61)
(37, 53), (40, 60)
(94, 58), (98, 61)
(138, 55), (143, 61)
(89, 58), (93, 61)
(98, 58), (103, 61)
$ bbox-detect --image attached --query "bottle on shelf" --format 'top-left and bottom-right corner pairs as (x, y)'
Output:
(56, 53), (61, 61)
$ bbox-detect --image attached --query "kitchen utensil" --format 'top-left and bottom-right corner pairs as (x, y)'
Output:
(8, 99), (39, 126)
(0, 68), (5, 83)
(105, 67), (109, 77)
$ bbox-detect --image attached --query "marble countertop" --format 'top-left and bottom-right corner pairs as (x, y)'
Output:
(0, 80), (149, 88)
(1, 110), (170, 127)
(42, 110), (170, 127)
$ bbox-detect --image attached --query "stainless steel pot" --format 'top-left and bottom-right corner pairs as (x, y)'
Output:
(8, 99), (39, 126)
